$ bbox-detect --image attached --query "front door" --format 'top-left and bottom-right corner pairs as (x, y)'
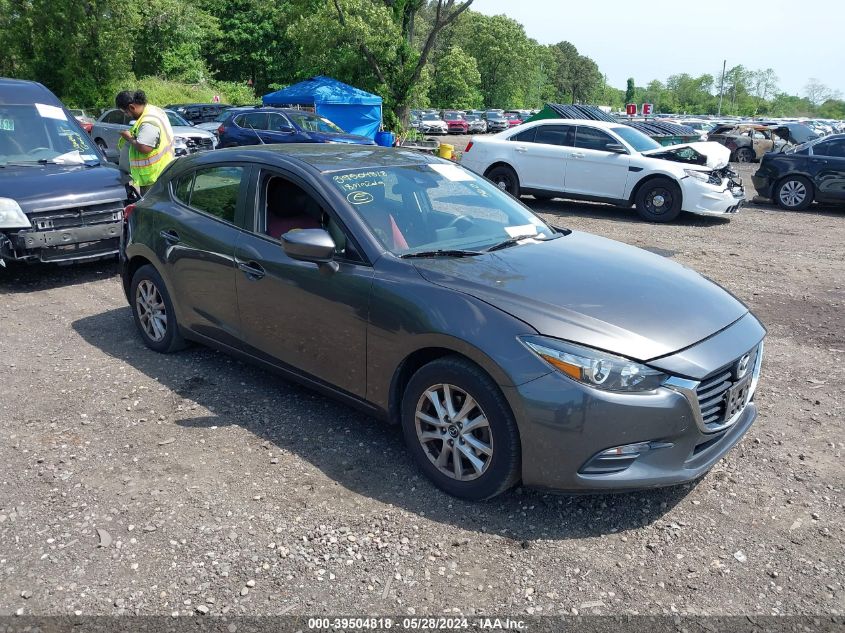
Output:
(565, 125), (631, 200)
(233, 168), (373, 398)
(509, 124), (573, 193)
(159, 164), (247, 349)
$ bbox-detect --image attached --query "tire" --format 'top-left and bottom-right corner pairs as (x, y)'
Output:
(400, 356), (521, 500)
(734, 147), (754, 163)
(635, 177), (682, 223)
(775, 175), (813, 211)
(129, 264), (186, 353)
(485, 165), (520, 198)
(95, 138), (107, 153)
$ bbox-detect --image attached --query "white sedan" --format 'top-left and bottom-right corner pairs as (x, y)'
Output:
(460, 118), (745, 222)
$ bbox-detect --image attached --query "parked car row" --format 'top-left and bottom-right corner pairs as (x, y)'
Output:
(410, 108), (539, 136)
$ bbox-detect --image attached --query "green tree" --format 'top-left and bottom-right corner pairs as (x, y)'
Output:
(625, 77), (635, 104)
(429, 46), (482, 109)
(551, 42), (601, 104)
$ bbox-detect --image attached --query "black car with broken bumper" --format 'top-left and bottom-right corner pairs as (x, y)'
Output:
(0, 78), (134, 266)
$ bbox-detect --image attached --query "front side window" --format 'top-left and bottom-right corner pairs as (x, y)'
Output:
(184, 166), (244, 223)
(267, 113), (293, 132)
(104, 110), (126, 125)
(812, 139), (845, 158)
(327, 163), (554, 256)
(574, 126), (618, 152)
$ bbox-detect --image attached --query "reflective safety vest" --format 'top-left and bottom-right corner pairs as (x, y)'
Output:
(119, 104), (175, 187)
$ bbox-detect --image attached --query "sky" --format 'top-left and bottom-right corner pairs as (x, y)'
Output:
(473, 0), (845, 98)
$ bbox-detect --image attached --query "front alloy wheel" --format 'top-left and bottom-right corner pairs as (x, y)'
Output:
(401, 356), (521, 500)
(415, 384), (493, 481)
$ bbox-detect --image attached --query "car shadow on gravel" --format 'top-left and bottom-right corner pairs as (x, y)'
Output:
(73, 307), (698, 543)
(524, 198), (733, 228)
(0, 258), (119, 294)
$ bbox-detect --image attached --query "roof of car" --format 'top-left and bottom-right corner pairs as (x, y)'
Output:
(0, 78), (62, 106)
(522, 118), (623, 129)
(184, 144), (442, 174)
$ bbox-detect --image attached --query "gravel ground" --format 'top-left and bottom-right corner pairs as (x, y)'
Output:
(0, 157), (843, 619)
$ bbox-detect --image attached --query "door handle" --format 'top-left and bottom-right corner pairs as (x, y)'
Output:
(237, 260), (266, 279)
(515, 146), (527, 153)
(570, 152), (585, 159)
(159, 229), (180, 244)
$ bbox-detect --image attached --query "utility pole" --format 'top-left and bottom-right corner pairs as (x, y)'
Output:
(718, 59), (726, 116)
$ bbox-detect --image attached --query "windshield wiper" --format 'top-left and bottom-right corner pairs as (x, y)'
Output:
(486, 233), (561, 253)
(400, 249), (482, 259)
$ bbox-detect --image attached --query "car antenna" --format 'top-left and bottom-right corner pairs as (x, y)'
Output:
(247, 122), (266, 145)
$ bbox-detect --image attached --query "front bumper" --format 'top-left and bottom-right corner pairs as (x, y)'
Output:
(680, 176), (746, 216)
(1, 222), (122, 263)
(505, 322), (764, 492)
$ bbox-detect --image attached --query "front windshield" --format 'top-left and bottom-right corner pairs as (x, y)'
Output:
(422, 113), (440, 121)
(444, 112), (463, 120)
(611, 126), (661, 152)
(288, 111), (344, 133)
(329, 162), (555, 256)
(0, 104), (100, 165)
(166, 111), (190, 127)
(486, 113), (505, 121)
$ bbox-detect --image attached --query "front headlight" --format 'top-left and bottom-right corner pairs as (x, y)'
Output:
(684, 169), (710, 182)
(173, 137), (188, 149)
(0, 198), (31, 229)
(520, 336), (668, 393)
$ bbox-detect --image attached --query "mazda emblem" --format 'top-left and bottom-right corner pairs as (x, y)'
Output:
(735, 353), (751, 379)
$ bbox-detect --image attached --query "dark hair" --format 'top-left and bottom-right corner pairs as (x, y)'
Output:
(115, 90), (147, 109)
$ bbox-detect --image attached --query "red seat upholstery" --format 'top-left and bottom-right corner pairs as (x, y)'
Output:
(267, 213), (320, 239)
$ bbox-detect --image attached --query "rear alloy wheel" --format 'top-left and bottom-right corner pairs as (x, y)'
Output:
(130, 264), (185, 353)
(485, 165), (520, 198)
(401, 356), (521, 500)
(734, 147), (754, 163)
(775, 176), (813, 211)
(635, 177), (682, 222)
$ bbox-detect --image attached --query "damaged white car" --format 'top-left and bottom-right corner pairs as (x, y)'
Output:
(460, 118), (744, 222)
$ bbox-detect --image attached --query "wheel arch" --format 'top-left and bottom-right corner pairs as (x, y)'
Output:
(123, 254), (155, 301)
(629, 173), (683, 206)
(482, 161), (517, 179)
(387, 345), (513, 426)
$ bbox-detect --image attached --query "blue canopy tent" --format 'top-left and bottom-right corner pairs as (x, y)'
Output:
(262, 76), (383, 140)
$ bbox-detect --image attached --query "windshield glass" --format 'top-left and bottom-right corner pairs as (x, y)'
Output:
(443, 112), (463, 120)
(328, 163), (554, 256)
(288, 111), (344, 133)
(486, 113), (505, 120)
(0, 104), (99, 165)
(166, 111), (190, 127)
(611, 126), (661, 152)
(422, 113), (440, 121)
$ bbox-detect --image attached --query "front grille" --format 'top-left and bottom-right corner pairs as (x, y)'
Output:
(185, 136), (214, 153)
(28, 200), (123, 231)
(695, 345), (759, 430)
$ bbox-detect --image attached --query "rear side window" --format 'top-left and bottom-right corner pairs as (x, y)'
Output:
(236, 112), (268, 130)
(574, 127), (617, 152)
(511, 127), (536, 142)
(104, 110), (126, 125)
(534, 125), (572, 146)
(813, 139), (845, 158)
(174, 166), (244, 224)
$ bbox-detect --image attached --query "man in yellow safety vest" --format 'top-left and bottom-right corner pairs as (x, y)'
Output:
(115, 90), (175, 195)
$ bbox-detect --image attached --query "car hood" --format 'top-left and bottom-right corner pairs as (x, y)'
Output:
(411, 232), (748, 361)
(3, 163), (127, 214)
(641, 141), (731, 169)
(173, 126), (214, 138)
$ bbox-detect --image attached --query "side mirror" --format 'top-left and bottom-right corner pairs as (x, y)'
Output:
(282, 228), (336, 264)
(276, 126), (295, 134)
(606, 143), (628, 154)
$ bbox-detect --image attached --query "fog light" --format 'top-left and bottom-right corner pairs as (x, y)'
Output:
(580, 441), (672, 475)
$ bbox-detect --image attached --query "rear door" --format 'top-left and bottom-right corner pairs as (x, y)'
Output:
(233, 112), (269, 146)
(565, 125), (630, 200)
(232, 166), (373, 397)
(159, 164), (248, 349)
(508, 124), (573, 193)
(810, 138), (845, 201)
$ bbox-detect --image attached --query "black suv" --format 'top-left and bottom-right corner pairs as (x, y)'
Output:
(0, 78), (134, 266)
(165, 103), (227, 124)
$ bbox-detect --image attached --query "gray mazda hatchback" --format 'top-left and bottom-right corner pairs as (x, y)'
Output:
(120, 144), (765, 500)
